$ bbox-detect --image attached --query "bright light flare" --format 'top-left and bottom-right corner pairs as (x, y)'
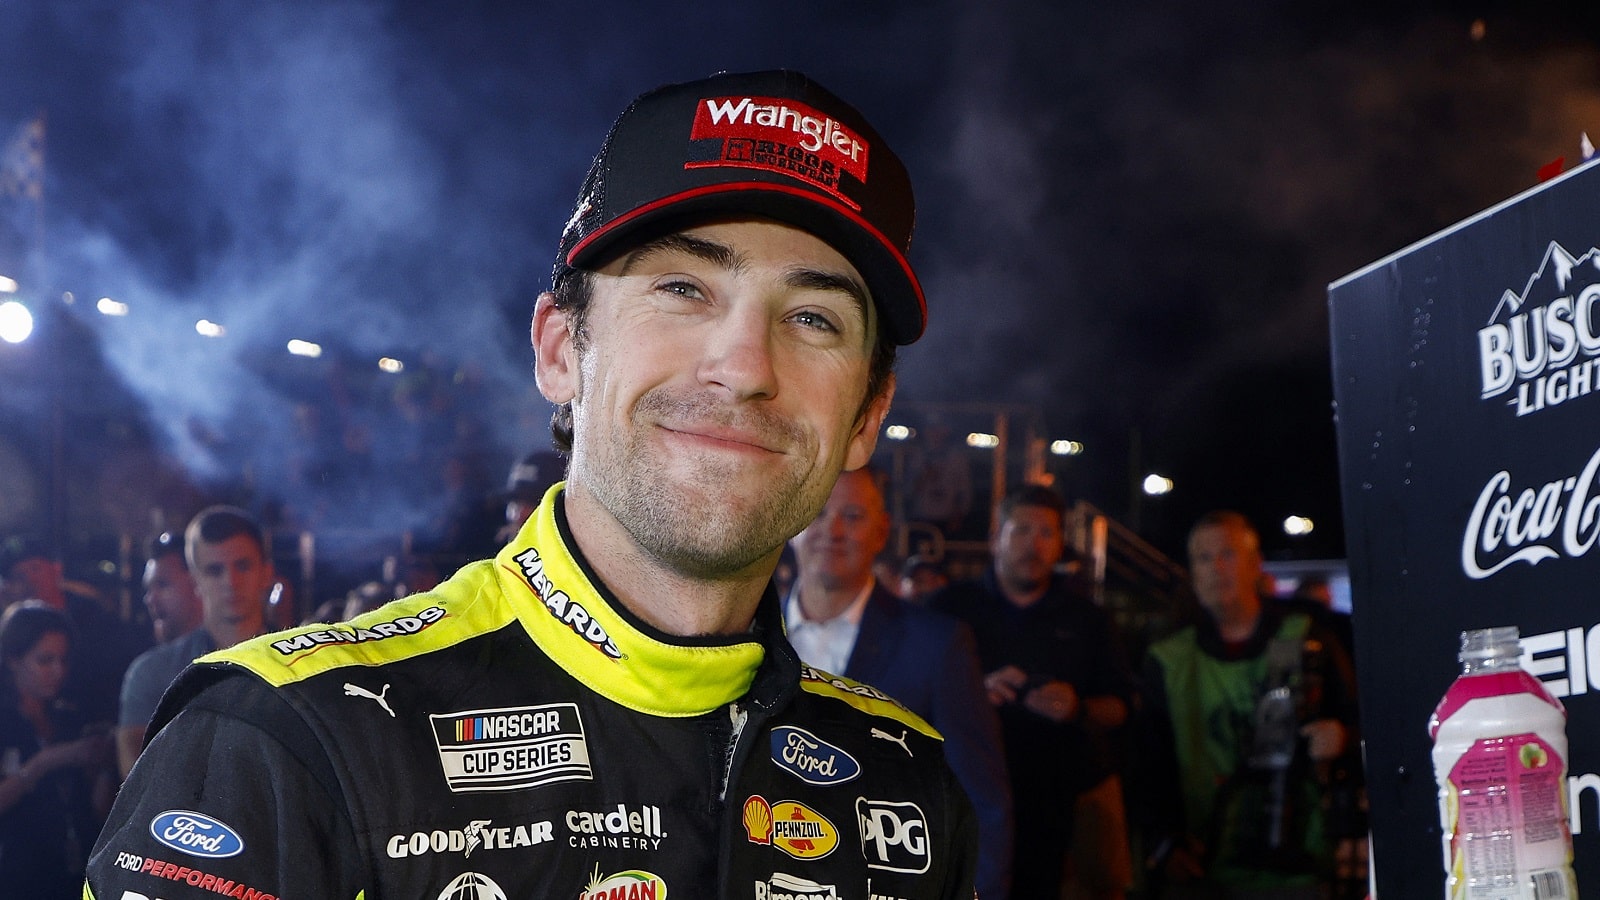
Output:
(196, 319), (226, 338)
(1142, 473), (1174, 496)
(96, 297), (129, 317)
(1050, 439), (1084, 456)
(0, 301), (34, 344)
(1283, 515), (1315, 537)
(884, 424), (914, 441)
(0, 275), (17, 293)
(287, 339), (323, 358)
(378, 357), (405, 374)
(966, 432), (1000, 449)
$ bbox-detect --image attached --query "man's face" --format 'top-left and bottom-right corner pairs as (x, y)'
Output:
(1188, 522), (1263, 620)
(6, 557), (60, 602)
(792, 469), (890, 594)
(535, 218), (893, 579)
(190, 534), (274, 632)
(992, 505), (1064, 592)
(144, 553), (203, 642)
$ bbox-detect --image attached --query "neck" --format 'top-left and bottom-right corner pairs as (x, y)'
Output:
(796, 574), (871, 622)
(207, 616), (264, 648)
(562, 482), (774, 637)
(1212, 596), (1263, 642)
(997, 571), (1048, 609)
(17, 694), (48, 734)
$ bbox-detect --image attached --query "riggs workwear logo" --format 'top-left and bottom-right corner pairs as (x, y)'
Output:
(1477, 241), (1600, 418)
(431, 703), (592, 792)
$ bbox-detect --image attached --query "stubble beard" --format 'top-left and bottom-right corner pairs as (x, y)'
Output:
(576, 387), (833, 581)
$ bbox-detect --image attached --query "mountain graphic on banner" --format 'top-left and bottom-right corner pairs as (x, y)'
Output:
(1484, 240), (1600, 325)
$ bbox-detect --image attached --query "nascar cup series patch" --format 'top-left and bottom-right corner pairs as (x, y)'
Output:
(431, 703), (592, 792)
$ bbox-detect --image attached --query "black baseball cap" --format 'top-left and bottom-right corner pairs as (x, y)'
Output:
(556, 69), (926, 345)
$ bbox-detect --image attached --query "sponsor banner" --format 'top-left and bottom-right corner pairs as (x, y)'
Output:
(579, 868), (667, 900)
(431, 703), (591, 792)
(148, 811), (244, 859)
(1329, 159), (1600, 892)
(113, 852), (277, 900)
(753, 872), (840, 900)
(770, 725), (861, 786)
(271, 606), (445, 656)
(799, 665), (897, 704)
(742, 795), (839, 860)
(856, 798), (930, 874)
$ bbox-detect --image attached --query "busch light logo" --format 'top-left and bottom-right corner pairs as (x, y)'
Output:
(856, 798), (930, 874)
(771, 726), (860, 785)
(149, 810), (244, 858)
(1476, 241), (1600, 418)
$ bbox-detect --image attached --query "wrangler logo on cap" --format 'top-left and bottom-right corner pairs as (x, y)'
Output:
(690, 96), (869, 206)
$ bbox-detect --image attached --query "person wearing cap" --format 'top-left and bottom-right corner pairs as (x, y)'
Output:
(85, 70), (977, 900)
(494, 449), (565, 544)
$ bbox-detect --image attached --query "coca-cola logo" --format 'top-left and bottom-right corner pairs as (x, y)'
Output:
(1461, 447), (1600, 579)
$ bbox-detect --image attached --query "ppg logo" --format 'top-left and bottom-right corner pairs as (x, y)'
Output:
(855, 797), (930, 873)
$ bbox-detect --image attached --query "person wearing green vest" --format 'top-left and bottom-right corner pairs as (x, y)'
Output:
(1139, 511), (1361, 899)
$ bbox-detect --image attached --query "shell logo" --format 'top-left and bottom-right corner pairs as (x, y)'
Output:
(741, 794), (838, 860)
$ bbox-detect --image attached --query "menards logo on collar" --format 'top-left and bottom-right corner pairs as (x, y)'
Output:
(513, 546), (622, 659)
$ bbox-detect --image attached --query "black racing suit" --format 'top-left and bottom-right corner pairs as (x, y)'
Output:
(85, 486), (978, 900)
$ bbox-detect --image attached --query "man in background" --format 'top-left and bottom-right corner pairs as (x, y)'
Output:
(115, 507), (275, 776)
(789, 466), (1013, 899)
(935, 484), (1139, 899)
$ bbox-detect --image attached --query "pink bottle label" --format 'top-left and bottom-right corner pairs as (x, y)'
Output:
(1430, 671), (1565, 739)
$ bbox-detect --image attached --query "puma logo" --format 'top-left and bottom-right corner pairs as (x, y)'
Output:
(870, 726), (912, 757)
(343, 682), (395, 717)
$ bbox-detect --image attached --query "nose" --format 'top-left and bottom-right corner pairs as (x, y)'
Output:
(697, 303), (777, 401)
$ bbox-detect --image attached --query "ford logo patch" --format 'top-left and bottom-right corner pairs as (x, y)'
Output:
(149, 810), (245, 858)
(771, 725), (861, 785)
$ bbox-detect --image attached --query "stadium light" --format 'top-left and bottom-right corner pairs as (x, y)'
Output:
(1142, 473), (1174, 496)
(96, 297), (129, 317)
(966, 432), (1000, 449)
(287, 339), (323, 358)
(1050, 439), (1084, 456)
(378, 357), (405, 374)
(196, 319), (226, 338)
(0, 275), (17, 293)
(0, 300), (33, 344)
(1283, 515), (1315, 536)
(884, 424), (914, 441)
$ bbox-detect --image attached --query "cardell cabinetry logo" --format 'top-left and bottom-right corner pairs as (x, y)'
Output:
(1476, 241), (1600, 417)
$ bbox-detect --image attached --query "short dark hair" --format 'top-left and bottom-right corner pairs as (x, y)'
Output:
(544, 267), (898, 454)
(185, 506), (268, 567)
(1187, 510), (1260, 551)
(995, 484), (1067, 528)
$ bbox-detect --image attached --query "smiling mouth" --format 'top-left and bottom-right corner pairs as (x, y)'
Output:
(662, 424), (783, 454)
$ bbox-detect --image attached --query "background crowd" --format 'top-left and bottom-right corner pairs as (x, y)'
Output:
(0, 436), (1365, 900)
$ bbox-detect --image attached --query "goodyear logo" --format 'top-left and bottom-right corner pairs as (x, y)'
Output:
(742, 795), (838, 860)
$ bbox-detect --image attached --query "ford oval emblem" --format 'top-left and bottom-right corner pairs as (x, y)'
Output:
(149, 810), (245, 858)
(771, 725), (861, 785)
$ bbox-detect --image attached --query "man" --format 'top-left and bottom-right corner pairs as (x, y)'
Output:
(0, 534), (147, 725)
(87, 70), (977, 899)
(789, 466), (1012, 899)
(1140, 511), (1360, 899)
(898, 554), (948, 604)
(115, 511), (274, 778)
(494, 449), (565, 544)
(934, 484), (1139, 899)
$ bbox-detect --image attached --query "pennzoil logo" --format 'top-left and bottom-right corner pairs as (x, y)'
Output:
(431, 703), (592, 793)
(580, 867), (667, 900)
(271, 606), (445, 656)
(513, 547), (623, 659)
(742, 795), (839, 860)
(1477, 240), (1600, 418)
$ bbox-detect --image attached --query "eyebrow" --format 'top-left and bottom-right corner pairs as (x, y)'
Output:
(621, 232), (873, 330)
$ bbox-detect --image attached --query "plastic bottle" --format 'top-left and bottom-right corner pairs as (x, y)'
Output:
(1429, 626), (1577, 900)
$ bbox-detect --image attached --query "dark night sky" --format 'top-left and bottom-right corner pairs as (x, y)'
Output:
(2, 0), (1598, 561)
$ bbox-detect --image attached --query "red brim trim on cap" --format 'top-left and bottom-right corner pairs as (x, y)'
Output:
(567, 181), (926, 332)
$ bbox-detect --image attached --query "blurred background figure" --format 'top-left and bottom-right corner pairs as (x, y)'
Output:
(788, 466), (1013, 900)
(115, 507), (277, 777)
(0, 601), (115, 897)
(494, 450), (565, 545)
(0, 535), (147, 726)
(897, 554), (948, 605)
(115, 533), (204, 776)
(935, 484), (1139, 900)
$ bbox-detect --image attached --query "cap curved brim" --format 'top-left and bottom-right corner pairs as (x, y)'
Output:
(566, 181), (925, 345)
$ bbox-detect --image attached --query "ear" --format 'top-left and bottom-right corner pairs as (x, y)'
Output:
(532, 292), (577, 405)
(841, 374), (895, 472)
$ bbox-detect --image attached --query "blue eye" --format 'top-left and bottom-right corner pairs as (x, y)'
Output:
(791, 310), (839, 332)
